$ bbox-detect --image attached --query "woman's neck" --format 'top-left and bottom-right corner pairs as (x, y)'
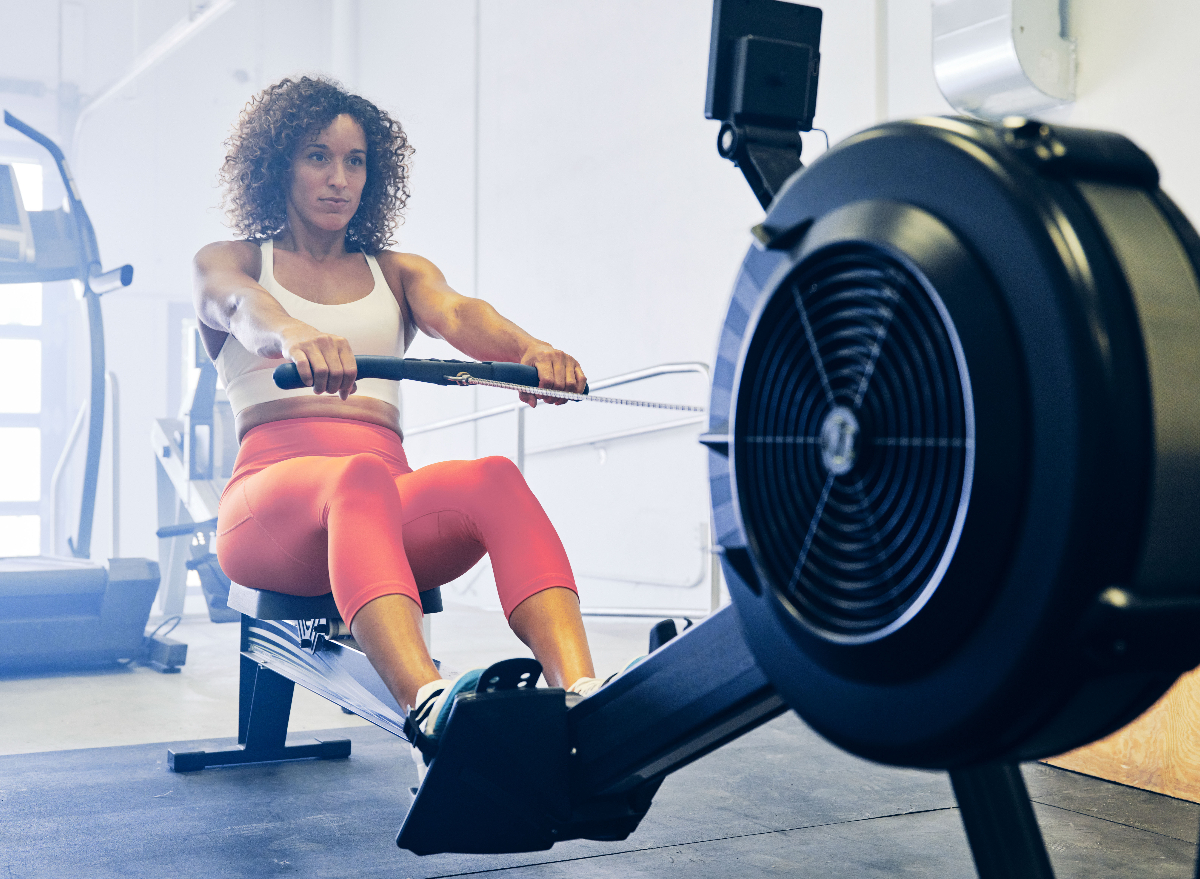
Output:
(277, 210), (352, 261)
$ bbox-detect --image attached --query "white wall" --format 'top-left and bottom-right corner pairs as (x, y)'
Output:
(354, 0), (781, 611)
(1056, 0), (1200, 224)
(884, 0), (1200, 222)
(62, 0), (334, 567)
(5, 0), (1199, 610)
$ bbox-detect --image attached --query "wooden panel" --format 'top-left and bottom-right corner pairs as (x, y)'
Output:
(1046, 666), (1200, 803)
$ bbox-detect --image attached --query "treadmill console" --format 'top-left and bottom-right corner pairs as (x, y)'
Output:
(0, 164), (35, 263)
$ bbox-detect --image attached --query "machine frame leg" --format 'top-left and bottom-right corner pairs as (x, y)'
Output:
(168, 640), (350, 771)
(949, 762), (1055, 879)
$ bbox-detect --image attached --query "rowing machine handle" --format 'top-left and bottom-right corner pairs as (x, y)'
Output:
(272, 356), (541, 390)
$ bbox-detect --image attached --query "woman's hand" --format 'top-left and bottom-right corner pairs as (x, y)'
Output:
(520, 343), (587, 407)
(279, 323), (359, 400)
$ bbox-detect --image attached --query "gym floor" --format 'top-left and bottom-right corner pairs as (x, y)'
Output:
(2, 589), (1197, 878)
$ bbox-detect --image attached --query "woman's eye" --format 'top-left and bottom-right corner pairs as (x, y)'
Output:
(308, 152), (326, 162)
(348, 156), (364, 167)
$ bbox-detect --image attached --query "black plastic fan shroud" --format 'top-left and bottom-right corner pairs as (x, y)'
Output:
(736, 245), (972, 644)
(707, 117), (1200, 768)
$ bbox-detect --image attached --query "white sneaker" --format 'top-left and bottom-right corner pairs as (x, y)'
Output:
(568, 676), (606, 697)
(568, 656), (646, 699)
(407, 679), (449, 786)
(406, 669), (486, 787)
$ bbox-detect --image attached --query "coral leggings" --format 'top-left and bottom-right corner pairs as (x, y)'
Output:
(215, 417), (576, 627)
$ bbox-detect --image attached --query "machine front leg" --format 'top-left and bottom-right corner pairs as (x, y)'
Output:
(949, 762), (1055, 879)
(168, 637), (350, 772)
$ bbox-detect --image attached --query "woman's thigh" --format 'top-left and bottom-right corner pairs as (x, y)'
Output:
(216, 456), (348, 596)
(395, 456), (571, 597)
(397, 460), (489, 590)
(218, 448), (431, 625)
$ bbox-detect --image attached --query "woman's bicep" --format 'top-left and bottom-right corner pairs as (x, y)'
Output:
(389, 252), (468, 340)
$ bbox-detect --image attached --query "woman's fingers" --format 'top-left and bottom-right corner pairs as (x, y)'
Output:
(309, 346), (339, 395)
(291, 350), (315, 389)
(523, 347), (586, 406)
(569, 359), (587, 394)
(546, 356), (571, 406)
(550, 355), (567, 394)
(283, 328), (357, 397)
(534, 355), (561, 406)
(336, 342), (359, 400)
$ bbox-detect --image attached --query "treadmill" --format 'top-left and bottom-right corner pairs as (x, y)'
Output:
(0, 112), (182, 673)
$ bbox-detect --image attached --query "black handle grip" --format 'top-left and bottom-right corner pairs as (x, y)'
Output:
(272, 356), (544, 391)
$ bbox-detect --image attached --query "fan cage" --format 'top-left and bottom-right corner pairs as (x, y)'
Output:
(734, 245), (976, 641)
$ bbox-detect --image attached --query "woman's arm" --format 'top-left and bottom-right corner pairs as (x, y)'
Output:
(381, 251), (587, 406)
(192, 241), (358, 398)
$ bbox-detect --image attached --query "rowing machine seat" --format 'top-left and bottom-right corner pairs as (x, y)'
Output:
(227, 582), (443, 620)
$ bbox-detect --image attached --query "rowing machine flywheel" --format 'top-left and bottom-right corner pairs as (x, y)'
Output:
(706, 116), (1200, 768)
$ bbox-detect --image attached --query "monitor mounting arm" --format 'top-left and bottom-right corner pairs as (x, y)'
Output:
(705, 0), (823, 209)
(716, 120), (805, 210)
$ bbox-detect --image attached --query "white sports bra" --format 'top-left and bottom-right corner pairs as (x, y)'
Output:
(215, 239), (408, 418)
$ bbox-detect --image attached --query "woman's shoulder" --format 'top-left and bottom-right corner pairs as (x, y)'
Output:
(374, 248), (442, 290)
(194, 239), (264, 276)
(374, 248), (437, 273)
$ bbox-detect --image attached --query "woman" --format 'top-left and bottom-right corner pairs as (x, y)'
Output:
(194, 77), (603, 779)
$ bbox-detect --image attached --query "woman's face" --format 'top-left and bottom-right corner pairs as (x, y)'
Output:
(287, 113), (368, 234)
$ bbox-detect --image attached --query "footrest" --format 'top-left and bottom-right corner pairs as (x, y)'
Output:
(396, 686), (569, 855)
(167, 737), (351, 772)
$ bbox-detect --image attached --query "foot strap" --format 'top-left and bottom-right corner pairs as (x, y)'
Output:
(404, 686), (446, 762)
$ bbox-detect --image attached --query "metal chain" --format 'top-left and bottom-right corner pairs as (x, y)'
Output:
(446, 374), (706, 412)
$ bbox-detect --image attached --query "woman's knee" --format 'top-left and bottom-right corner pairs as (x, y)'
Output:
(472, 455), (527, 494)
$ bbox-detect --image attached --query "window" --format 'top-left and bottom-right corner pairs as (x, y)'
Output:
(0, 163), (45, 557)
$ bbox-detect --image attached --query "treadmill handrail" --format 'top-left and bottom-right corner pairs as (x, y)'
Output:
(3, 112), (117, 559)
(4, 111), (100, 281)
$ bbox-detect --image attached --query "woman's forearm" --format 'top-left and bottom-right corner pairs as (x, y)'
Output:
(438, 297), (551, 364)
(436, 296), (585, 402)
(225, 287), (313, 359)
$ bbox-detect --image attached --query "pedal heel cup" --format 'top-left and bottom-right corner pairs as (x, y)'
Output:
(475, 657), (543, 694)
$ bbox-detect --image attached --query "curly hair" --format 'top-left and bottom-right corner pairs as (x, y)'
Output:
(219, 77), (413, 253)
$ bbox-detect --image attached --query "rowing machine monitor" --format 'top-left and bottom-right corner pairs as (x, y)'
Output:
(705, 0), (822, 208)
